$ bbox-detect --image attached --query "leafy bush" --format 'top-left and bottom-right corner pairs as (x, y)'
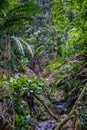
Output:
(0, 74), (47, 129)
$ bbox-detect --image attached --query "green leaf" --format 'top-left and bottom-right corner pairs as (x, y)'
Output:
(3, 74), (7, 80)
(15, 114), (20, 122)
(0, 80), (3, 84)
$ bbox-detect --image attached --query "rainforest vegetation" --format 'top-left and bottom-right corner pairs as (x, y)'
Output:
(0, 0), (87, 130)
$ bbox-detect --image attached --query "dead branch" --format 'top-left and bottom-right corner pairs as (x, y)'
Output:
(57, 68), (87, 87)
(70, 116), (76, 130)
(54, 53), (87, 70)
(77, 68), (87, 79)
(54, 83), (87, 130)
(32, 94), (59, 120)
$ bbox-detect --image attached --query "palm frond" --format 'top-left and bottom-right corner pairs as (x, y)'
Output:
(11, 36), (25, 55)
(7, 1), (41, 22)
(0, 0), (19, 11)
(1, 1), (41, 32)
(11, 36), (33, 57)
(8, 1), (41, 16)
(18, 37), (34, 57)
(0, 0), (9, 10)
(1, 16), (32, 32)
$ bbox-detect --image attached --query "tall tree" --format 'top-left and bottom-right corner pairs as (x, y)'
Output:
(0, 0), (41, 74)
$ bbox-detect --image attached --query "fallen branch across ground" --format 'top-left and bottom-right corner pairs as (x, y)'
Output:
(77, 68), (87, 79)
(54, 53), (87, 70)
(54, 83), (87, 130)
(33, 94), (59, 120)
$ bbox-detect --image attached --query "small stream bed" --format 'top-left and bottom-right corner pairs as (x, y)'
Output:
(33, 101), (67, 130)
(34, 119), (56, 130)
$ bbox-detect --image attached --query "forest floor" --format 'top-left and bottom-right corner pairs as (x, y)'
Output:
(24, 67), (71, 130)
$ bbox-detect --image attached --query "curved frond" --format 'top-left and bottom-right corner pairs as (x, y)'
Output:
(1, 1), (41, 32)
(11, 36), (33, 57)
(18, 37), (34, 57)
(11, 36), (25, 55)
(8, 1), (41, 16)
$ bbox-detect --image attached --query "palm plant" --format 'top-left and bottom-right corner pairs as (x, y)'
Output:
(0, 0), (41, 74)
(0, 0), (41, 32)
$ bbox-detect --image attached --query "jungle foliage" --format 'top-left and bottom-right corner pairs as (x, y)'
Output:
(0, 0), (87, 130)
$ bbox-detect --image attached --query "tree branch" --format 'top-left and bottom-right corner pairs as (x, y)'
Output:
(54, 53), (87, 70)
(77, 68), (87, 79)
(54, 83), (87, 130)
(32, 94), (59, 120)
